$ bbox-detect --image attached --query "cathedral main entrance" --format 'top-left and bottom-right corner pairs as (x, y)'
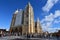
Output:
(10, 26), (22, 36)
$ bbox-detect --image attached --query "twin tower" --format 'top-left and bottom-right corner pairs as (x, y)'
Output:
(10, 2), (42, 35)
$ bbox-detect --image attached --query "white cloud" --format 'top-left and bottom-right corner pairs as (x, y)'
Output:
(41, 10), (60, 32)
(54, 10), (60, 18)
(54, 20), (60, 23)
(42, 0), (58, 12)
(45, 13), (54, 21)
(46, 28), (60, 33)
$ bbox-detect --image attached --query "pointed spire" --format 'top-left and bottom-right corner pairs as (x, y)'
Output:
(25, 2), (32, 10)
(14, 9), (19, 14)
(28, 2), (31, 6)
(37, 18), (40, 23)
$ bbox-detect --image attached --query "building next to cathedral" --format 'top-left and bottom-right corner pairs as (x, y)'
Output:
(10, 2), (43, 35)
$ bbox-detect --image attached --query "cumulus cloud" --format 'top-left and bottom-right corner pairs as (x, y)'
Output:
(42, 0), (58, 12)
(54, 10), (60, 18)
(46, 28), (60, 33)
(54, 20), (60, 23)
(41, 10), (60, 32)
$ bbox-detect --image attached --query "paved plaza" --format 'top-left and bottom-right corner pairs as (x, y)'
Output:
(0, 36), (60, 40)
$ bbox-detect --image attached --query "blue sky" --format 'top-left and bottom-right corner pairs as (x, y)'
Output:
(0, 0), (60, 33)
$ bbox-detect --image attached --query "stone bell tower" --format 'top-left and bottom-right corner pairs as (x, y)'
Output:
(35, 18), (43, 34)
(22, 2), (35, 35)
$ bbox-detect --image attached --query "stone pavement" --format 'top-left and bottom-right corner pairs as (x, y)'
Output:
(0, 36), (60, 40)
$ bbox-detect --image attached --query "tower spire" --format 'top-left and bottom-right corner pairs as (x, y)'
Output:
(28, 2), (31, 5)
(37, 18), (40, 23)
(25, 2), (32, 9)
(27, 2), (31, 7)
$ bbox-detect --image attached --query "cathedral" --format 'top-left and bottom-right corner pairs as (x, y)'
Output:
(10, 2), (43, 35)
